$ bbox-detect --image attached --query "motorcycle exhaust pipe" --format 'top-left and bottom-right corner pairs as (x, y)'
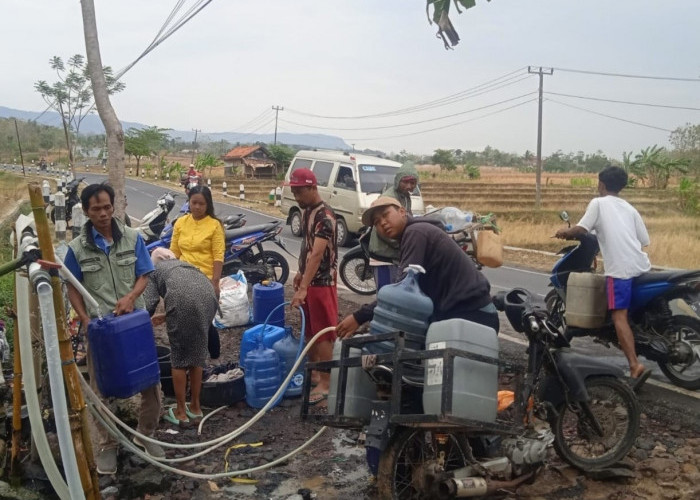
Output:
(438, 471), (536, 498)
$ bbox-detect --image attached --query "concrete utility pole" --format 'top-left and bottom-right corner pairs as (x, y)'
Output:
(528, 66), (553, 209)
(272, 105), (284, 145)
(191, 128), (201, 164)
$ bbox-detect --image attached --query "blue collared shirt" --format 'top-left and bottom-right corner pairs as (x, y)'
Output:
(64, 225), (154, 282)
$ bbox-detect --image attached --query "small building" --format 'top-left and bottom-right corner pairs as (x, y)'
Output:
(222, 145), (276, 178)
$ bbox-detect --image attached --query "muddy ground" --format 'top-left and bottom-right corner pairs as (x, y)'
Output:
(10, 285), (700, 500)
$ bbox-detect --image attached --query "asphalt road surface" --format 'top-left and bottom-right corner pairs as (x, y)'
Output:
(80, 174), (700, 401)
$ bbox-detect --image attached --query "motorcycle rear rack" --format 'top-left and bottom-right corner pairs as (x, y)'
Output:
(301, 330), (525, 435)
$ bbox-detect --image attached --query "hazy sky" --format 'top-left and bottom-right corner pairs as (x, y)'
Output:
(3, 0), (699, 158)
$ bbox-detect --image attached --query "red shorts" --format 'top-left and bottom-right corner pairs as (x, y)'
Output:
(301, 285), (338, 343)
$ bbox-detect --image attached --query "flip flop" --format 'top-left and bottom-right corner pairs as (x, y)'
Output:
(309, 392), (329, 406)
(631, 368), (652, 393)
(163, 407), (189, 425)
(185, 404), (204, 420)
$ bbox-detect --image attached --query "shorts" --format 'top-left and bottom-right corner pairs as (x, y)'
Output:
(606, 277), (633, 310)
(301, 285), (338, 343)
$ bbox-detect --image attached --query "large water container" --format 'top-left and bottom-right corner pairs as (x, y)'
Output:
(438, 207), (473, 232)
(272, 326), (306, 398)
(88, 309), (160, 399)
(240, 324), (286, 369)
(368, 265), (433, 353)
(328, 338), (376, 419)
(253, 281), (285, 328)
(244, 344), (283, 409)
(423, 319), (499, 423)
(565, 272), (607, 328)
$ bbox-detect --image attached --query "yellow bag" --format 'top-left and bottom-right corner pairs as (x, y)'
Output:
(476, 230), (503, 268)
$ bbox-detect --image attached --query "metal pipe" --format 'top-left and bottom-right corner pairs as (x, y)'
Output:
(439, 471), (537, 498)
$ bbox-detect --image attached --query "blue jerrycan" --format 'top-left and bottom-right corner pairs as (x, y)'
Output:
(88, 309), (160, 398)
(244, 335), (283, 409)
(239, 324), (286, 370)
(253, 281), (285, 327)
(368, 265), (434, 353)
(272, 326), (306, 398)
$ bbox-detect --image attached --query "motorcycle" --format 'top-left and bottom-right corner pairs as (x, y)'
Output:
(135, 192), (177, 245)
(49, 176), (85, 223)
(221, 220), (290, 285)
(547, 211), (700, 390)
(145, 212), (247, 252)
(304, 288), (640, 499)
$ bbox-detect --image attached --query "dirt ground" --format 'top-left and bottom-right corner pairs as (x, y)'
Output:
(87, 283), (700, 500)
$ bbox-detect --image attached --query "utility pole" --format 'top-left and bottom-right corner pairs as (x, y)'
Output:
(272, 105), (284, 145)
(528, 66), (553, 209)
(13, 119), (25, 176)
(191, 128), (201, 164)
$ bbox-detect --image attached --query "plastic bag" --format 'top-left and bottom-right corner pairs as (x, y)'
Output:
(213, 271), (251, 328)
(475, 230), (503, 268)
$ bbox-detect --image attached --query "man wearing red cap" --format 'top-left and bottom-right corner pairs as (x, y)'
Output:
(287, 168), (338, 404)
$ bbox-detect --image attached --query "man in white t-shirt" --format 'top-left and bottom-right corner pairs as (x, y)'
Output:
(556, 166), (652, 389)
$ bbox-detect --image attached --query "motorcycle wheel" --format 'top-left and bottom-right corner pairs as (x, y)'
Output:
(377, 428), (470, 500)
(553, 376), (639, 470)
(545, 290), (566, 329)
(658, 315), (700, 390)
(251, 250), (289, 285)
(339, 250), (376, 296)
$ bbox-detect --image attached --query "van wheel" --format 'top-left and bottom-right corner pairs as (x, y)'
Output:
(336, 218), (349, 247)
(290, 210), (302, 237)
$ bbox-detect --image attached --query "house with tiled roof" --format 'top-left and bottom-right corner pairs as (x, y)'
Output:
(222, 145), (275, 177)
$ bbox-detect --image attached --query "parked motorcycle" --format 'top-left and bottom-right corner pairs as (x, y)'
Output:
(145, 212), (247, 252)
(221, 220), (290, 284)
(48, 176), (85, 223)
(304, 288), (640, 499)
(547, 211), (700, 390)
(135, 192), (177, 245)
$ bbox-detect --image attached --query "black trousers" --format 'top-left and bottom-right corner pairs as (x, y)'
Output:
(208, 324), (220, 360)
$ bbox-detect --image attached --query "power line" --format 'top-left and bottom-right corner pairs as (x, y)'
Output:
(286, 67), (529, 120)
(281, 92), (538, 131)
(232, 108), (273, 132)
(546, 98), (674, 133)
(346, 98), (537, 142)
(552, 67), (700, 82)
(545, 91), (700, 111)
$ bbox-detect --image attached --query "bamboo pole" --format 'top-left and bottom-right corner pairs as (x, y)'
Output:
(28, 184), (100, 500)
(10, 249), (23, 484)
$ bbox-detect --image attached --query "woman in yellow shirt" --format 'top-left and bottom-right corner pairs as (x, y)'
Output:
(170, 185), (225, 365)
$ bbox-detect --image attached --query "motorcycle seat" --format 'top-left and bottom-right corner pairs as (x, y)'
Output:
(225, 221), (280, 240)
(634, 269), (700, 285)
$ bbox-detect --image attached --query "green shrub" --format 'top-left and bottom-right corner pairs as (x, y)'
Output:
(678, 177), (699, 215)
(463, 164), (481, 179)
(570, 177), (594, 187)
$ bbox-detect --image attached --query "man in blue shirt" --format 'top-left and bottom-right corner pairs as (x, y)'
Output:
(64, 183), (164, 474)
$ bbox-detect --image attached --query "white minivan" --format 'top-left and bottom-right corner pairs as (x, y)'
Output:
(280, 150), (424, 246)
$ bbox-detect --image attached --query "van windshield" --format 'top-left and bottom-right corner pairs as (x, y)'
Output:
(358, 164), (399, 194)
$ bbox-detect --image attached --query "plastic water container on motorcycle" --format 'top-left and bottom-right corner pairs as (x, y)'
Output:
(252, 282), (285, 328)
(439, 207), (473, 232)
(423, 318), (499, 423)
(244, 344), (283, 409)
(565, 272), (607, 328)
(87, 309), (160, 399)
(239, 324), (286, 369)
(328, 338), (376, 419)
(368, 267), (433, 353)
(272, 327), (305, 398)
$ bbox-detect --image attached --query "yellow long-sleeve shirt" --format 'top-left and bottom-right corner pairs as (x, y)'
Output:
(170, 214), (225, 279)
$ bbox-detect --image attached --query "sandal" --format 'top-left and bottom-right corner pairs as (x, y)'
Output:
(308, 391), (329, 406)
(163, 407), (189, 425)
(185, 404), (204, 420)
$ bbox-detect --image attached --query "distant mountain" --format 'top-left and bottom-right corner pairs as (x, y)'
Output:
(0, 105), (351, 151)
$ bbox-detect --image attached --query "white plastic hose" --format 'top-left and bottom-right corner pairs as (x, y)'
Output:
(35, 279), (85, 500)
(15, 274), (70, 500)
(82, 327), (337, 466)
(54, 254), (102, 319)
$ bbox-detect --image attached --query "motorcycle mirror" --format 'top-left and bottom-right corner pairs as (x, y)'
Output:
(559, 211), (569, 222)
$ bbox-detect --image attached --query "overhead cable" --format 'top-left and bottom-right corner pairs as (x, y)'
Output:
(546, 91), (700, 111)
(281, 92), (538, 131)
(547, 99), (674, 133)
(552, 67), (700, 83)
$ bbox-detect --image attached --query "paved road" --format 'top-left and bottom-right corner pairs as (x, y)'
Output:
(79, 174), (699, 398)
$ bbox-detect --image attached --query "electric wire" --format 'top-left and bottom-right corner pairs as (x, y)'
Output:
(545, 91), (700, 111)
(286, 67), (529, 119)
(546, 98), (674, 133)
(232, 108), (275, 133)
(281, 92), (538, 131)
(346, 97), (537, 141)
(552, 67), (700, 82)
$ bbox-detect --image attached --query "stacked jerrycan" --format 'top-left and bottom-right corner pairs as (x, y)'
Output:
(328, 338), (376, 419)
(367, 265), (434, 354)
(272, 326), (306, 398)
(252, 281), (285, 327)
(244, 332), (283, 409)
(239, 323), (286, 370)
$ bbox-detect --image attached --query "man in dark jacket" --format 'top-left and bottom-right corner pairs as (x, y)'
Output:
(337, 197), (498, 338)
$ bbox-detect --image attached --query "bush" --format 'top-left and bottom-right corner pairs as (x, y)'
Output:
(570, 177), (594, 187)
(463, 164), (481, 179)
(678, 177), (699, 215)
